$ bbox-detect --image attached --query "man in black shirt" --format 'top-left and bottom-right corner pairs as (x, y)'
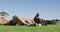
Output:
(34, 13), (47, 26)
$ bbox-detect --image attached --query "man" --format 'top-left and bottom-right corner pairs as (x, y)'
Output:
(34, 13), (47, 26)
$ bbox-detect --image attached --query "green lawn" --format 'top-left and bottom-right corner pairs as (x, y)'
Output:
(0, 24), (60, 32)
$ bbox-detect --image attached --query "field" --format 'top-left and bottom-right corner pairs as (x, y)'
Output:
(0, 24), (60, 32)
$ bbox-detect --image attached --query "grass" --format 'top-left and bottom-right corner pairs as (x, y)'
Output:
(0, 24), (60, 32)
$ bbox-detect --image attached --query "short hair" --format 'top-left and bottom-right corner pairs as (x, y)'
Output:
(36, 13), (39, 17)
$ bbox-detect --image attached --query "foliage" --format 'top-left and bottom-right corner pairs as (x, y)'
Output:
(0, 11), (9, 16)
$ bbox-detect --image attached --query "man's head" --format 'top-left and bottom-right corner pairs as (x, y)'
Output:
(36, 13), (39, 17)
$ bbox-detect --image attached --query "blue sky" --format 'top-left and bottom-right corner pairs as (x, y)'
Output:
(0, 0), (60, 20)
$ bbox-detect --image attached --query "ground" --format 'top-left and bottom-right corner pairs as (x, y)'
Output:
(0, 23), (60, 32)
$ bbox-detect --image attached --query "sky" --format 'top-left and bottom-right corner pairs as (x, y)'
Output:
(0, 0), (60, 20)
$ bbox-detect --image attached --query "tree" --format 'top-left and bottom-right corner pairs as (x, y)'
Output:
(0, 11), (9, 17)
(0, 11), (9, 21)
